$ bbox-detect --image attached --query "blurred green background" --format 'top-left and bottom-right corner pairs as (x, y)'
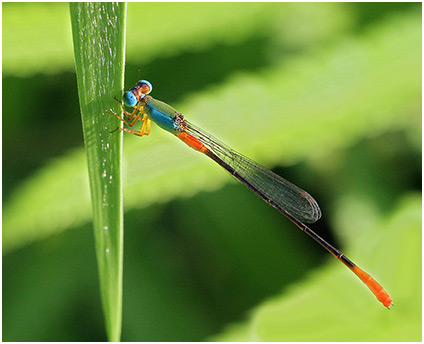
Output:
(3, 2), (422, 341)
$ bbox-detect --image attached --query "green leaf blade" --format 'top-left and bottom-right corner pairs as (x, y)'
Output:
(69, 3), (126, 341)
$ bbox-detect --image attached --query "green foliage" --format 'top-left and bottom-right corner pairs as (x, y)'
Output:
(3, 3), (352, 77)
(69, 3), (126, 341)
(214, 194), (421, 341)
(3, 3), (73, 76)
(3, 7), (421, 253)
(3, 3), (422, 342)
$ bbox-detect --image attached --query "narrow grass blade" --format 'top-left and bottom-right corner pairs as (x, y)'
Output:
(70, 3), (127, 341)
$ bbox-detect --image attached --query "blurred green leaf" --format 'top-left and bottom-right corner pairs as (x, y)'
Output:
(213, 193), (422, 341)
(125, 3), (353, 65)
(70, 3), (126, 341)
(3, 3), (353, 77)
(3, 3), (73, 76)
(3, 10), (420, 254)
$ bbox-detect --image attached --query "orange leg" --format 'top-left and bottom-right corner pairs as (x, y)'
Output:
(124, 108), (139, 121)
(112, 115), (151, 137)
(106, 99), (151, 136)
(113, 115), (151, 137)
(115, 126), (149, 137)
(105, 109), (142, 128)
(145, 114), (151, 135)
(138, 115), (150, 136)
(127, 113), (143, 127)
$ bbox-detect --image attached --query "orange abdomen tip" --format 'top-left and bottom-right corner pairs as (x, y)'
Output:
(352, 265), (392, 309)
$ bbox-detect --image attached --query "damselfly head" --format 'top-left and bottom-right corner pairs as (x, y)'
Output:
(123, 80), (153, 107)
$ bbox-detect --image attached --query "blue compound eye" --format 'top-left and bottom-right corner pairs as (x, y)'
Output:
(137, 80), (153, 95)
(123, 91), (138, 107)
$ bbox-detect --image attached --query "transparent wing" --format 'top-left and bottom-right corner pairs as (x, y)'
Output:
(184, 120), (322, 223)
